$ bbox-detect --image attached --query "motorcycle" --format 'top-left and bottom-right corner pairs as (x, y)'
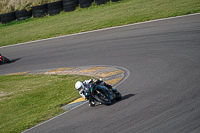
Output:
(0, 53), (10, 64)
(85, 83), (122, 107)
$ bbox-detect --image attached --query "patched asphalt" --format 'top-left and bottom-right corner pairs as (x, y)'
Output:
(6, 65), (128, 110)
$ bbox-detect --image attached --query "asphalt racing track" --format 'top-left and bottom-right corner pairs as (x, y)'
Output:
(1, 14), (200, 133)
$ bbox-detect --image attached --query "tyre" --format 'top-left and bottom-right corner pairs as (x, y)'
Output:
(79, 0), (93, 8)
(17, 16), (31, 21)
(48, 1), (63, 16)
(63, 0), (78, 12)
(95, 0), (107, 5)
(80, 2), (92, 8)
(32, 4), (48, 18)
(48, 1), (63, 9)
(49, 8), (63, 16)
(1, 56), (10, 63)
(1, 12), (16, 24)
(111, 0), (121, 2)
(94, 93), (111, 105)
(63, 0), (79, 6)
(115, 91), (122, 100)
(64, 6), (77, 12)
(63, 0), (75, 2)
(63, 1), (78, 7)
(15, 9), (32, 21)
(31, 4), (48, 10)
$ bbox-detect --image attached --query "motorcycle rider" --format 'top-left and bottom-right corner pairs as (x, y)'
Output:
(0, 53), (2, 62)
(75, 78), (117, 106)
(0, 52), (10, 64)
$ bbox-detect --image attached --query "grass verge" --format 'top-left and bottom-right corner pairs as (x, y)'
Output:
(0, 0), (200, 47)
(0, 74), (94, 133)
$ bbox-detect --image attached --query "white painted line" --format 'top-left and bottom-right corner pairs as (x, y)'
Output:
(21, 65), (130, 133)
(21, 101), (88, 133)
(1, 13), (200, 49)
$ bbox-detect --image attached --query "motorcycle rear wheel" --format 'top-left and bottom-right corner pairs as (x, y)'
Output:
(94, 93), (111, 105)
(115, 91), (122, 100)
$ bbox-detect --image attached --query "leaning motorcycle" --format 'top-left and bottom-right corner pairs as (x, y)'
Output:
(0, 53), (10, 64)
(84, 84), (122, 107)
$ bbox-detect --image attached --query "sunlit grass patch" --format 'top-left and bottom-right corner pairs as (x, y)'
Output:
(0, 74), (94, 133)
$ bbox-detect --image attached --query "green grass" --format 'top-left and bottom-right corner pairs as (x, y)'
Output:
(0, 0), (200, 47)
(0, 74), (94, 133)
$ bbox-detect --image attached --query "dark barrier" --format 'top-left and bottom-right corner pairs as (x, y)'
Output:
(95, 0), (107, 5)
(15, 9), (32, 21)
(63, 0), (79, 12)
(32, 4), (48, 18)
(48, 1), (63, 16)
(79, 0), (94, 8)
(111, 0), (121, 2)
(1, 12), (16, 24)
(0, 0), (113, 24)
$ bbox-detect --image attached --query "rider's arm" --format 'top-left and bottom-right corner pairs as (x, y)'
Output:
(79, 90), (85, 99)
(83, 79), (96, 84)
(96, 79), (112, 89)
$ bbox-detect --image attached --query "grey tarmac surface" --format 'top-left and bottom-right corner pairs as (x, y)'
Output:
(1, 14), (200, 133)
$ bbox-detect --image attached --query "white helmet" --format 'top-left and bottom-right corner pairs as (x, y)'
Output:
(75, 81), (84, 91)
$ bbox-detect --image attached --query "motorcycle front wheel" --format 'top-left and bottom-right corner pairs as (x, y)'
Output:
(94, 93), (111, 105)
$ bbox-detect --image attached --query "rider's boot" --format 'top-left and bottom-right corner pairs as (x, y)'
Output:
(89, 98), (96, 107)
